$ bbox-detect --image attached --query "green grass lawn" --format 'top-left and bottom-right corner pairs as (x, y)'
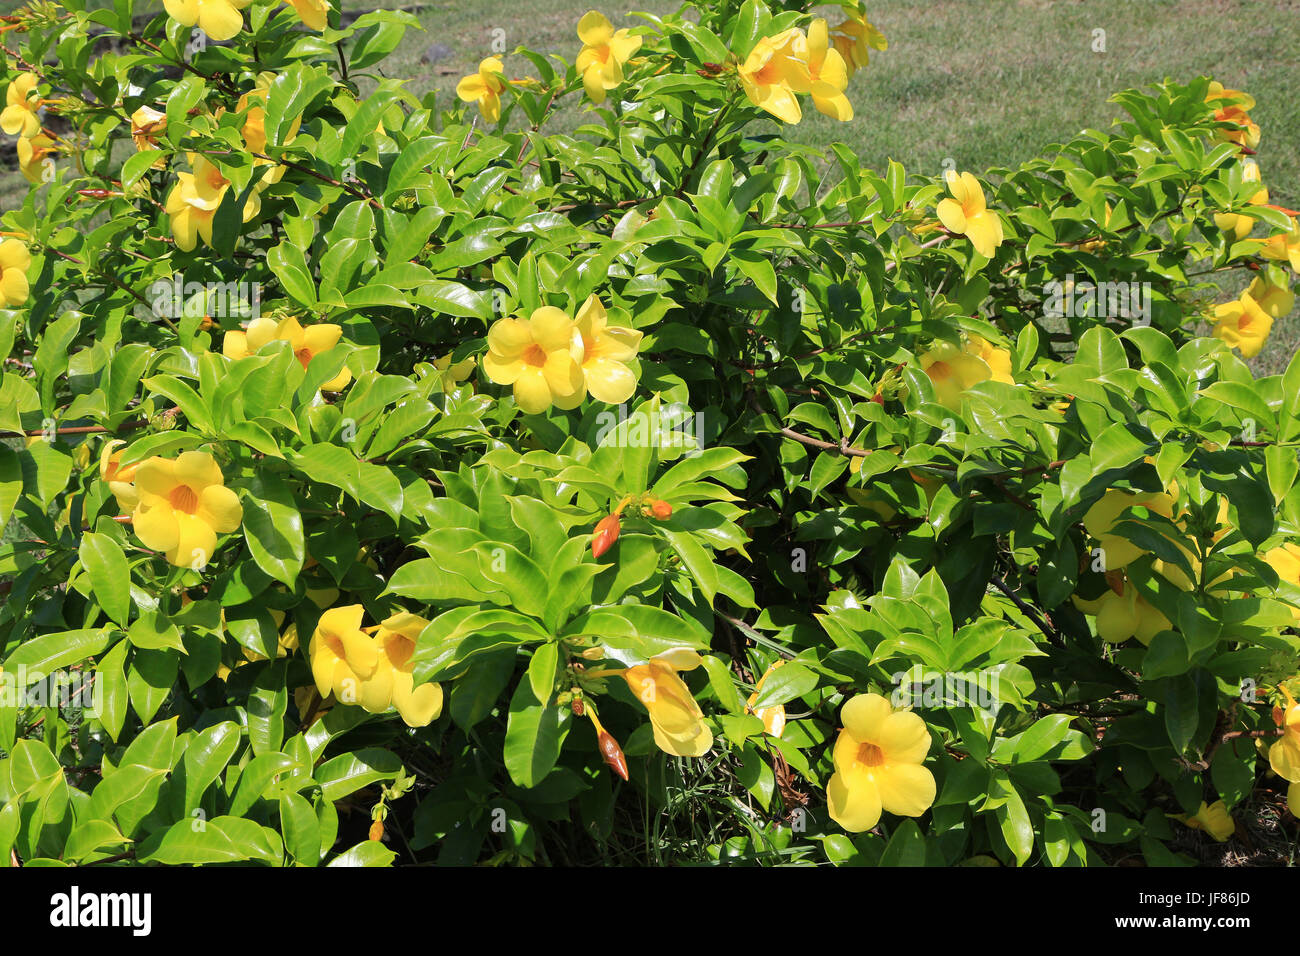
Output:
(2, 0), (1298, 366)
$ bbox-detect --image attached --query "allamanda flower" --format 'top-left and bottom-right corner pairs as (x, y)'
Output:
(745, 660), (787, 738)
(623, 648), (713, 758)
(1211, 289), (1273, 359)
(1174, 801), (1235, 842)
(1265, 542), (1300, 621)
(918, 341), (992, 409)
(131, 451), (243, 569)
(164, 0), (252, 43)
(130, 106), (167, 170)
(827, 692), (935, 833)
(0, 238), (31, 307)
(830, 8), (887, 75)
(16, 133), (56, 185)
(805, 19), (853, 121)
(482, 306), (586, 414)
(964, 335), (1013, 384)
(1, 73), (41, 138)
(576, 10), (642, 105)
(1268, 686), (1300, 783)
(309, 605), (380, 704)
(936, 170), (1004, 259)
(223, 316), (352, 390)
(1244, 276), (1294, 320)
(1260, 216), (1300, 272)
(574, 294), (642, 404)
(232, 73), (301, 187)
(362, 612), (443, 728)
(1206, 82), (1260, 150)
(1073, 574), (1171, 646)
(1082, 488), (1176, 570)
(738, 28), (811, 125)
(165, 154), (260, 252)
(282, 0), (330, 31)
(433, 352), (476, 393)
(456, 57), (507, 123)
(99, 439), (141, 512)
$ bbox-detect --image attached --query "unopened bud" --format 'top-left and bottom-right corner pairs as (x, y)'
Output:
(571, 697), (585, 717)
(647, 498), (672, 520)
(368, 819), (384, 841)
(591, 514), (620, 558)
(580, 646), (605, 661)
(598, 730), (629, 781)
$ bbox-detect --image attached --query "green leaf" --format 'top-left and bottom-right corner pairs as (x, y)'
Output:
(241, 474), (305, 587)
(268, 241), (317, 307)
(79, 532), (131, 626)
(279, 792), (322, 866)
(316, 748), (403, 802)
(4, 628), (114, 675)
(180, 721), (241, 814)
(327, 840), (397, 867)
(527, 642), (559, 705)
(503, 680), (571, 788)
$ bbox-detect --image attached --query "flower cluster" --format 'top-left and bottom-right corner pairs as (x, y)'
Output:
(482, 294), (642, 414)
(164, 0), (328, 42)
(223, 316), (352, 390)
(308, 606), (443, 728)
(1073, 487), (1231, 644)
(738, 18), (856, 124)
(917, 333), (1014, 409)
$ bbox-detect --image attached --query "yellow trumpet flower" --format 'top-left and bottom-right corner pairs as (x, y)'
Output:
(936, 170), (1004, 259)
(1, 73), (41, 138)
(1211, 290), (1273, 359)
(574, 294), (642, 404)
(456, 57), (507, 123)
(576, 10), (642, 105)
(738, 28), (811, 125)
(130, 451), (244, 569)
(0, 238), (32, 307)
(163, 0), (252, 43)
(623, 648), (713, 757)
(482, 306), (586, 414)
(827, 692), (935, 833)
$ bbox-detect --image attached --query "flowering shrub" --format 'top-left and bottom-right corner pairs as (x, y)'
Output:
(0, 0), (1298, 867)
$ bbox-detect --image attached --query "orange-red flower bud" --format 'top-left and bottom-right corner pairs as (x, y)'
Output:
(368, 819), (384, 841)
(592, 514), (620, 558)
(647, 498), (672, 519)
(598, 730), (629, 781)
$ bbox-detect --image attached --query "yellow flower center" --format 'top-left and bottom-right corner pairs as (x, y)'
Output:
(168, 484), (199, 514)
(856, 741), (885, 767)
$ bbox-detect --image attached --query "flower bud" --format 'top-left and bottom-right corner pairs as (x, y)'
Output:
(571, 697), (585, 717)
(598, 730), (629, 781)
(368, 819), (384, 841)
(591, 514), (620, 558)
(647, 498), (672, 519)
